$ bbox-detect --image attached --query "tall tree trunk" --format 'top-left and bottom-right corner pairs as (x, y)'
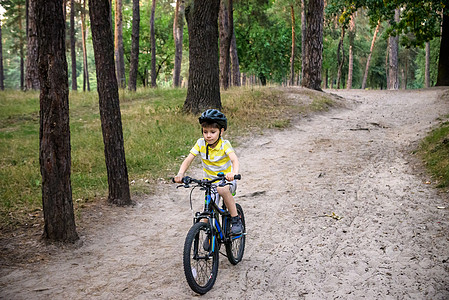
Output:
(0, 22), (4, 90)
(336, 27), (345, 89)
(346, 15), (355, 89)
(114, 0), (126, 88)
(150, 0), (157, 87)
(70, 0), (77, 90)
(184, 0), (221, 113)
(289, 5), (295, 86)
(18, 8), (24, 91)
(172, 0), (184, 87)
(36, 0), (78, 242)
(385, 38), (390, 89)
(301, 0), (306, 81)
(81, 0), (90, 91)
(89, 0), (131, 206)
(230, 28), (240, 86)
(388, 9), (400, 90)
(362, 20), (380, 89)
(301, 0), (324, 91)
(25, 0), (39, 90)
(219, 0), (233, 90)
(425, 41), (430, 88)
(128, 0), (140, 91)
(436, 10), (449, 86)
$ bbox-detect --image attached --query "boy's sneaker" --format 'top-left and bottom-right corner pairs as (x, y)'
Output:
(230, 216), (243, 235)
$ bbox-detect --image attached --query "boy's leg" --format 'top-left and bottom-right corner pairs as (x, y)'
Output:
(217, 186), (238, 217)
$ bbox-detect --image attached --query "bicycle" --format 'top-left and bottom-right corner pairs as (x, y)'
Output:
(174, 172), (246, 295)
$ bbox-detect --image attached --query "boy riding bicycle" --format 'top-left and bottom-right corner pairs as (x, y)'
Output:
(174, 109), (243, 235)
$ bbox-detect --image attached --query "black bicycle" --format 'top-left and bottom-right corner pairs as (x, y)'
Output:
(175, 172), (246, 295)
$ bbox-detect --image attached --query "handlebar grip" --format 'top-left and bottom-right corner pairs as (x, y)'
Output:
(171, 177), (176, 183)
(234, 174), (241, 180)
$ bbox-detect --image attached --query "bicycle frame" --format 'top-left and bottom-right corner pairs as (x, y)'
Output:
(178, 173), (242, 255)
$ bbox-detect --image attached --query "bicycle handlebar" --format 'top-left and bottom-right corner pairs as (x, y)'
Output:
(171, 172), (241, 186)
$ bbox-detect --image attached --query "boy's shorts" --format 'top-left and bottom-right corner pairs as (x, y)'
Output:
(211, 180), (237, 205)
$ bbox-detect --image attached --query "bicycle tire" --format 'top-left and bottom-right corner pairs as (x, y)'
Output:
(225, 203), (246, 265)
(183, 222), (219, 294)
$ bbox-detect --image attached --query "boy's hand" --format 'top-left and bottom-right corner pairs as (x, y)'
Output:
(225, 172), (236, 181)
(174, 175), (183, 183)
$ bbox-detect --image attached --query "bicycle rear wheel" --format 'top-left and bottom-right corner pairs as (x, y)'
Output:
(183, 222), (219, 294)
(225, 203), (246, 265)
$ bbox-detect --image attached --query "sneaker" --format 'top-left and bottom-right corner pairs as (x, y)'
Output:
(230, 216), (243, 235)
(203, 236), (210, 252)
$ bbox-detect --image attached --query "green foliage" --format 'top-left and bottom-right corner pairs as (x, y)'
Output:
(418, 115), (449, 188)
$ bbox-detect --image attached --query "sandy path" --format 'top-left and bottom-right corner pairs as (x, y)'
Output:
(1, 88), (449, 299)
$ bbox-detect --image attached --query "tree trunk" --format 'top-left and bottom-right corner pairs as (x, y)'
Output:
(70, 0), (77, 90)
(150, 0), (157, 87)
(385, 38), (390, 89)
(128, 0), (140, 91)
(172, 0), (184, 88)
(301, 0), (306, 81)
(89, 0), (131, 206)
(388, 9), (400, 90)
(362, 20), (380, 89)
(114, 0), (126, 88)
(301, 0), (324, 91)
(425, 41), (430, 88)
(336, 27), (345, 89)
(36, 0), (78, 242)
(184, 0), (221, 113)
(81, 0), (90, 92)
(230, 28), (240, 86)
(25, 0), (40, 90)
(290, 5), (295, 86)
(219, 0), (233, 90)
(346, 15), (355, 89)
(0, 22), (4, 90)
(18, 9), (24, 91)
(436, 10), (449, 86)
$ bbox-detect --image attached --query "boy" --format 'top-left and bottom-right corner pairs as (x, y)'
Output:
(174, 109), (243, 235)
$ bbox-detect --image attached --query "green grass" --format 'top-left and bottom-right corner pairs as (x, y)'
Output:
(0, 86), (333, 229)
(418, 116), (449, 189)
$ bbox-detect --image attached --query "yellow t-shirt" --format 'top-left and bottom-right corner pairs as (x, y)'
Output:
(190, 137), (234, 180)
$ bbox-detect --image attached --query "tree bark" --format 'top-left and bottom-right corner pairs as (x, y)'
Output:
(128, 0), (140, 91)
(70, 0), (77, 90)
(301, 0), (306, 81)
(0, 22), (4, 90)
(172, 0), (184, 87)
(184, 0), (221, 113)
(425, 41), (430, 88)
(301, 0), (324, 91)
(114, 0), (126, 88)
(346, 15), (355, 89)
(436, 10), (449, 86)
(25, 0), (40, 90)
(230, 28), (240, 86)
(336, 27), (345, 89)
(81, 0), (90, 92)
(388, 9), (400, 90)
(150, 0), (157, 88)
(89, 0), (131, 206)
(290, 5), (295, 86)
(36, 0), (78, 242)
(219, 0), (233, 90)
(362, 20), (380, 89)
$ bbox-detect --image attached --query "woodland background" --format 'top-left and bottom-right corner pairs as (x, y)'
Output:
(0, 0), (444, 92)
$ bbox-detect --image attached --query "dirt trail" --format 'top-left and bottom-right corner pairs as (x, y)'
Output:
(1, 88), (449, 299)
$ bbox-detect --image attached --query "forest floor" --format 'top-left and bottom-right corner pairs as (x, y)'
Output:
(1, 88), (449, 299)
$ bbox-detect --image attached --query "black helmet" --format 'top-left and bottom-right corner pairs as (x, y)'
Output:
(198, 109), (227, 131)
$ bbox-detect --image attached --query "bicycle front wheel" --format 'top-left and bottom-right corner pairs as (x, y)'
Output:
(183, 222), (219, 295)
(226, 203), (246, 265)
